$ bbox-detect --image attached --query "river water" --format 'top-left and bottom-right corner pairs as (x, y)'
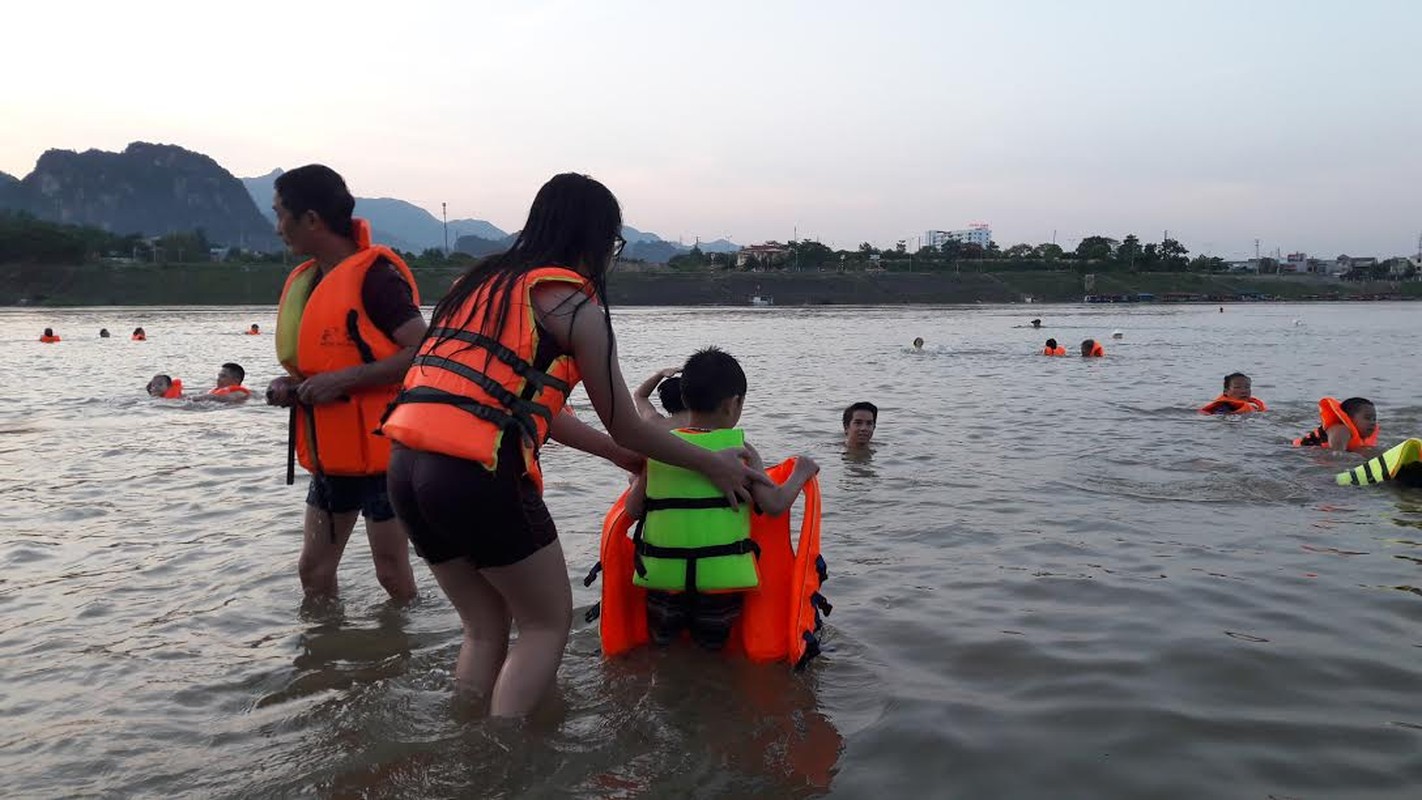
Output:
(1, 302), (1419, 799)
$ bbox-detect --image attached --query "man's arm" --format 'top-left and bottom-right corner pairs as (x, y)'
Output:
(296, 317), (426, 405)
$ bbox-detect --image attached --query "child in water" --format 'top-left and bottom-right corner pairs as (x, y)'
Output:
(625, 346), (819, 650)
(1080, 339), (1104, 357)
(1042, 338), (1066, 356)
(146, 374), (184, 399)
(1200, 372), (1267, 414)
(1294, 397), (1378, 452)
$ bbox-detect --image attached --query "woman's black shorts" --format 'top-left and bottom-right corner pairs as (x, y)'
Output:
(387, 440), (558, 567)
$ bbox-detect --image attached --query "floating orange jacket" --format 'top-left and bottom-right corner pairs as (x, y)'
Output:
(276, 222), (419, 477)
(1042, 346), (1066, 356)
(588, 457), (830, 668)
(209, 385), (251, 397)
(380, 266), (591, 493)
(1200, 395), (1267, 415)
(1293, 396), (1378, 450)
(162, 379), (184, 399)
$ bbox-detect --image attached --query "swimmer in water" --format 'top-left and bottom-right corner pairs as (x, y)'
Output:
(843, 401), (878, 450)
(1030, 319), (1042, 329)
(912, 337), (924, 350)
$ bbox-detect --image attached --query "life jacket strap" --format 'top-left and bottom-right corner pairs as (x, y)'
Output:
(643, 496), (735, 512)
(424, 326), (572, 395)
(630, 515), (760, 593)
(411, 353), (555, 425)
(584, 602), (601, 624)
(345, 309), (377, 364)
(383, 385), (543, 446)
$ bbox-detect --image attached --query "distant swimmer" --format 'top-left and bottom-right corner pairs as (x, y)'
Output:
(1294, 397), (1378, 452)
(1030, 319), (1042, 329)
(194, 362), (252, 403)
(39, 327), (61, 343)
(1042, 338), (1066, 356)
(131, 327), (147, 341)
(843, 401), (878, 450)
(246, 323), (261, 335)
(1219, 307), (1224, 313)
(634, 366), (690, 430)
(99, 328), (111, 338)
(1111, 330), (1123, 339)
(912, 337), (924, 350)
(1200, 372), (1267, 415)
(146, 374), (184, 399)
(1080, 339), (1104, 357)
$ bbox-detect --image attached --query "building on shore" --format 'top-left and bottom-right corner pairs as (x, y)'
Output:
(736, 242), (791, 268)
(925, 223), (991, 250)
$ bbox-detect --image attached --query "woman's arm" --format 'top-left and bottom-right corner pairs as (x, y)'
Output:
(548, 408), (643, 473)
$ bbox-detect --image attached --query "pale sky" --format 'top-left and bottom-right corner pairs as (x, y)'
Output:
(3, 0), (1419, 258)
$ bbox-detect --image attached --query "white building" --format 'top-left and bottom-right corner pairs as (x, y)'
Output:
(925, 223), (992, 250)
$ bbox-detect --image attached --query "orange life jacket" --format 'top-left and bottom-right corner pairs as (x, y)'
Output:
(245, 329), (260, 335)
(39, 335), (61, 343)
(162, 379), (184, 399)
(276, 223), (419, 477)
(588, 457), (829, 668)
(379, 266), (591, 493)
(1200, 395), (1267, 415)
(1293, 396), (1378, 450)
(209, 385), (251, 397)
(132, 333), (146, 341)
(1086, 342), (1105, 357)
(1043, 346), (1066, 356)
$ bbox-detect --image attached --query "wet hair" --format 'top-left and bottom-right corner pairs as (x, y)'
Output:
(428, 173), (623, 417)
(1340, 397), (1374, 416)
(1223, 372), (1249, 389)
(250, 323), (260, 331)
(1080, 339), (1097, 355)
(842, 401), (878, 429)
(912, 337), (924, 347)
(99, 328), (110, 337)
(43, 328), (53, 337)
(1046, 338), (1058, 349)
(680, 347), (746, 413)
(133, 327), (145, 336)
(274, 165), (356, 239)
(656, 376), (686, 414)
(221, 362), (245, 384)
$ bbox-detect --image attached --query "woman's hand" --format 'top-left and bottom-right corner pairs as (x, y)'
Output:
(704, 447), (773, 510)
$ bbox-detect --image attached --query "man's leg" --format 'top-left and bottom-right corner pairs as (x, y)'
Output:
(297, 503), (360, 598)
(362, 475), (418, 603)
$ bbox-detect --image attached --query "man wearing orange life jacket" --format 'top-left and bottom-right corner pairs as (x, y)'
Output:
(1294, 396), (1378, 452)
(1080, 339), (1104, 357)
(1200, 372), (1267, 415)
(194, 362), (253, 404)
(39, 327), (61, 343)
(263, 165), (427, 602)
(1042, 338), (1067, 356)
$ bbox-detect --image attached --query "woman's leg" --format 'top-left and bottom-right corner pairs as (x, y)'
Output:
(480, 540), (573, 717)
(428, 559), (511, 698)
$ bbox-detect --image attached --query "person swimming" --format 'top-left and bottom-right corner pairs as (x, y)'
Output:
(1030, 319), (1042, 329)
(912, 337), (924, 350)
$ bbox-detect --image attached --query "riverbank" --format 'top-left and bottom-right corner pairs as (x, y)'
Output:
(1, 262), (1417, 306)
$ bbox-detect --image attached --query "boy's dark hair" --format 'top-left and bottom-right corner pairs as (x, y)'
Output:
(657, 376), (686, 414)
(222, 362), (246, 384)
(1223, 372), (1249, 389)
(274, 165), (356, 239)
(1340, 397), (1373, 415)
(842, 401), (878, 429)
(1080, 339), (1097, 354)
(1046, 338), (1058, 348)
(43, 328), (53, 337)
(680, 347), (746, 412)
(154, 374), (172, 384)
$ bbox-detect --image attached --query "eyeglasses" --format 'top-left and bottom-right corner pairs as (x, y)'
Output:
(612, 235), (626, 260)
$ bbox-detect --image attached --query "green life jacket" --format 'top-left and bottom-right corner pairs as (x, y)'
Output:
(632, 427), (760, 593)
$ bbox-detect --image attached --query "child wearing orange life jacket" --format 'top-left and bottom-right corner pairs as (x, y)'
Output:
(39, 327), (61, 343)
(1200, 372), (1267, 415)
(146, 374), (184, 399)
(624, 346), (820, 651)
(1080, 339), (1104, 357)
(1042, 338), (1066, 356)
(196, 362), (252, 403)
(131, 327), (147, 341)
(1294, 396), (1378, 452)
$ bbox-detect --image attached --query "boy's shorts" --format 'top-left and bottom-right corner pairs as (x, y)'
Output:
(645, 590), (745, 650)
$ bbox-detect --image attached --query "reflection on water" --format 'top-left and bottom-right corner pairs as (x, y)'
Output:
(2, 303), (1421, 798)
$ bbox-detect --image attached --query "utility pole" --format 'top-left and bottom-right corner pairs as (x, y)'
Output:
(1255, 239), (1260, 259)
(442, 202), (449, 256)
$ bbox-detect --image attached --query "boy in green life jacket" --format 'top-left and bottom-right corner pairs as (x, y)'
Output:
(625, 346), (819, 650)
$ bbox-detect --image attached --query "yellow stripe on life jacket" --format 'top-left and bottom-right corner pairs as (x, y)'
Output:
(1336, 438), (1422, 486)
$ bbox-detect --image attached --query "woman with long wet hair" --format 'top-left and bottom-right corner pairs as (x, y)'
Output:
(382, 173), (766, 716)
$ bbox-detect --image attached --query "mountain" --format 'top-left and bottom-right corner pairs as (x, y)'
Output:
(0, 171), (18, 209)
(452, 225), (742, 264)
(239, 169), (506, 253)
(0, 143), (280, 251)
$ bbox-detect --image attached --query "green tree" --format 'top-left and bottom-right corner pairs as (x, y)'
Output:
(1117, 234), (1142, 268)
(1075, 235), (1118, 261)
(1159, 238), (1189, 271)
(1033, 243), (1064, 261)
(1004, 243), (1034, 259)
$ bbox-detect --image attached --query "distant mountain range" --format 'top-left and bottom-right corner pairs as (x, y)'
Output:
(0, 142), (280, 250)
(0, 140), (742, 261)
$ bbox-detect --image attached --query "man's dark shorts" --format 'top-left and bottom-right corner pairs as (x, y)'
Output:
(306, 474), (395, 522)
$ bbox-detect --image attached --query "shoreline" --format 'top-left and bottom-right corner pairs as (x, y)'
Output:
(2, 262), (1417, 307)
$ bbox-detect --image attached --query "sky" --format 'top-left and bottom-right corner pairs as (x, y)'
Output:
(2, 0), (1419, 258)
